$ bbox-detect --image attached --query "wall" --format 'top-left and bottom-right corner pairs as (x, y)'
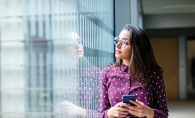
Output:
(114, 0), (142, 36)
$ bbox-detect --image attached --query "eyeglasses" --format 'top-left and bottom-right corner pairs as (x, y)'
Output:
(66, 38), (84, 47)
(113, 37), (129, 48)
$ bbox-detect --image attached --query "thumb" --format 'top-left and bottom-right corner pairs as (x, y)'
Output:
(136, 99), (144, 107)
(136, 99), (142, 103)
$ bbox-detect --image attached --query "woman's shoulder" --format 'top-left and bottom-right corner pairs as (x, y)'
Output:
(149, 70), (163, 82)
(88, 65), (101, 71)
(101, 64), (117, 82)
(102, 64), (117, 73)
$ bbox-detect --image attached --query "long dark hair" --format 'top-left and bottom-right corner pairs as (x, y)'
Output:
(114, 24), (163, 83)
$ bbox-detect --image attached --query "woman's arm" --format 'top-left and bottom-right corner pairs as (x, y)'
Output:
(153, 74), (169, 118)
(126, 73), (168, 118)
(101, 70), (111, 118)
(82, 66), (102, 118)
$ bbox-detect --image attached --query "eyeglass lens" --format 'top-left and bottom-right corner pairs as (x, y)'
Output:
(114, 37), (126, 47)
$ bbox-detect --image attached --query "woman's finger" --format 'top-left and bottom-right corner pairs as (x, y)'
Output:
(129, 105), (145, 117)
(129, 100), (139, 106)
(129, 106), (143, 115)
(115, 103), (121, 107)
(120, 102), (130, 108)
(118, 111), (129, 118)
(129, 109), (143, 117)
(129, 106), (136, 110)
(119, 107), (130, 112)
(128, 109), (138, 116)
(135, 99), (144, 107)
(130, 100), (143, 108)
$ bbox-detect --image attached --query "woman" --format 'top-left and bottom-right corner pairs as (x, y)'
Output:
(54, 31), (101, 118)
(101, 24), (169, 118)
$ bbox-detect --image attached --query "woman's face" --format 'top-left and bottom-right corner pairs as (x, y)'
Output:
(65, 31), (84, 58)
(66, 38), (84, 58)
(76, 38), (84, 58)
(115, 30), (132, 61)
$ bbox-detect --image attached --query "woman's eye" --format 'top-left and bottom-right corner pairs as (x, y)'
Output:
(122, 39), (126, 44)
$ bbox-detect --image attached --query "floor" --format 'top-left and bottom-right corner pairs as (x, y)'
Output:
(168, 100), (195, 118)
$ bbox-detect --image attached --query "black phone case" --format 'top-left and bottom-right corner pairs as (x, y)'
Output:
(122, 95), (136, 106)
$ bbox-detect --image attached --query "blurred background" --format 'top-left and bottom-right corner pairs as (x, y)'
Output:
(0, 0), (195, 118)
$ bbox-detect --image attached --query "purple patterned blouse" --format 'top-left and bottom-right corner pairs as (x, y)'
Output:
(101, 63), (169, 118)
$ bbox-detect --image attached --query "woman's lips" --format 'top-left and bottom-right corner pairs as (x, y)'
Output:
(115, 50), (121, 54)
(77, 51), (82, 54)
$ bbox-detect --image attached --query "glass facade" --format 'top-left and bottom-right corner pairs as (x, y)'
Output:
(0, 0), (114, 118)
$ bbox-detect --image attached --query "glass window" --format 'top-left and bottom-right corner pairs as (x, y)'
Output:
(0, 0), (114, 118)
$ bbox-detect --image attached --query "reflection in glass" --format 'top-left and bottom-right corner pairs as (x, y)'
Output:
(0, 0), (114, 118)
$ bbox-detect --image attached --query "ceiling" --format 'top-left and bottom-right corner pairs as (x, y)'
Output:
(142, 0), (195, 15)
(141, 0), (195, 37)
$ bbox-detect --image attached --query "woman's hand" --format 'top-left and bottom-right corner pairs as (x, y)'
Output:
(128, 99), (154, 118)
(60, 101), (86, 116)
(107, 102), (130, 118)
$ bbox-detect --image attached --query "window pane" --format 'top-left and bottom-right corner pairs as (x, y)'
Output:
(0, 0), (114, 118)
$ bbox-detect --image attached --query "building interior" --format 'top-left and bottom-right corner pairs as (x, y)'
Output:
(0, 0), (195, 118)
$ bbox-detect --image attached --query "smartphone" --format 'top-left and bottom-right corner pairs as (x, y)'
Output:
(122, 95), (136, 106)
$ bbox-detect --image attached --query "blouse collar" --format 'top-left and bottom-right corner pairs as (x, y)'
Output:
(120, 63), (128, 72)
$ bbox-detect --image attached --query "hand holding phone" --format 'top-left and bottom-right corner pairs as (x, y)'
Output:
(122, 95), (136, 106)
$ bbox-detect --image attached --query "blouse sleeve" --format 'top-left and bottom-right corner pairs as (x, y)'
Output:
(85, 67), (102, 118)
(153, 74), (169, 118)
(100, 70), (111, 118)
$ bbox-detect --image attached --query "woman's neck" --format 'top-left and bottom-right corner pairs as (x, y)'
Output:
(122, 59), (129, 66)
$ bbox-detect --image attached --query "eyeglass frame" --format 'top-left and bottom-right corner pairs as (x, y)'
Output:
(65, 38), (84, 46)
(113, 37), (130, 48)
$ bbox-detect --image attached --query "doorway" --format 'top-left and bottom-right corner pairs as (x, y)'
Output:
(150, 37), (178, 100)
(187, 39), (195, 99)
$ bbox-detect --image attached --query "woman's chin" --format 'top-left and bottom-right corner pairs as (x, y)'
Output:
(78, 54), (84, 58)
(115, 54), (122, 59)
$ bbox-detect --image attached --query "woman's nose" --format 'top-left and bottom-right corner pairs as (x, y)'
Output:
(116, 42), (121, 48)
(76, 43), (82, 48)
